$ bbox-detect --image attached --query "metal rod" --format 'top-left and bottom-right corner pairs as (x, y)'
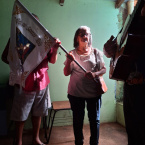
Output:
(59, 44), (87, 73)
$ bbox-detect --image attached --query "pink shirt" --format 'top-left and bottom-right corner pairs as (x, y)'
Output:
(23, 53), (51, 92)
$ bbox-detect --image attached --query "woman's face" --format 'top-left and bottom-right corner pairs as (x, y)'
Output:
(77, 28), (90, 45)
(77, 28), (91, 53)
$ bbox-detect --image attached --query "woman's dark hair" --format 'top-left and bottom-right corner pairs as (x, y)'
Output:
(73, 26), (92, 48)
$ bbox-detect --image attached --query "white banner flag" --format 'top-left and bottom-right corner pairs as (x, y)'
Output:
(7, 0), (56, 87)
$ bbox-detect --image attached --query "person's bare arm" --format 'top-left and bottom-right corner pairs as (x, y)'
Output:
(85, 66), (106, 80)
(63, 52), (75, 76)
(48, 38), (61, 64)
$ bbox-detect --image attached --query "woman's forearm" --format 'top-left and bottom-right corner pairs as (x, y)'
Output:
(63, 59), (72, 76)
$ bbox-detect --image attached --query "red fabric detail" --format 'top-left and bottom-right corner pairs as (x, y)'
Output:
(23, 55), (50, 91)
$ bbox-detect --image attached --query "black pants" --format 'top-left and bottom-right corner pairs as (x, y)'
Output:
(68, 94), (101, 145)
(123, 83), (145, 145)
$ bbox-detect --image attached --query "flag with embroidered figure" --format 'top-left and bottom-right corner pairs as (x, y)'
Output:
(7, 0), (56, 87)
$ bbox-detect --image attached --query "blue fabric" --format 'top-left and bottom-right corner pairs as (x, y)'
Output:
(136, 47), (145, 77)
(68, 94), (101, 145)
(123, 83), (145, 145)
(123, 41), (145, 145)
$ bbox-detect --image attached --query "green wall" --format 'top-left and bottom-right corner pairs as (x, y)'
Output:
(0, 0), (120, 126)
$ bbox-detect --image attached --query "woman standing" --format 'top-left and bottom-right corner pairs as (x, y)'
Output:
(63, 26), (106, 145)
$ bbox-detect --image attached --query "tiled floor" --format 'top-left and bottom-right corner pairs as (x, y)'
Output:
(0, 122), (127, 145)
